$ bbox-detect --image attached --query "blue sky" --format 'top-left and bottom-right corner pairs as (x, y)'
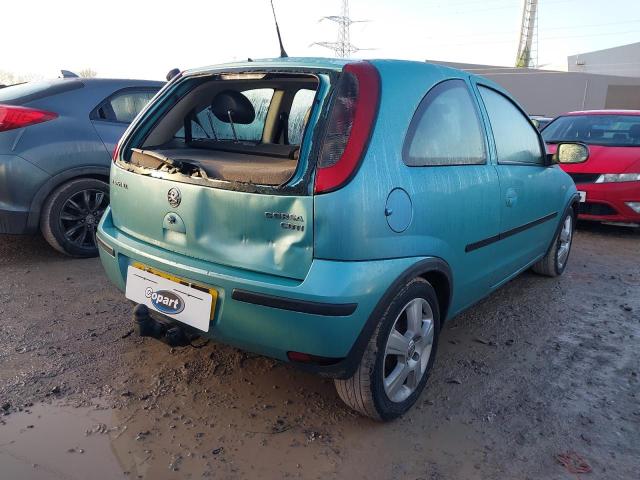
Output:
(3, 0), (639, 79)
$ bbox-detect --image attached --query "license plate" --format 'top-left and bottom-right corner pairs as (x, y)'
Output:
(125, 265), (216, 332)
(578, 191), (586, 202)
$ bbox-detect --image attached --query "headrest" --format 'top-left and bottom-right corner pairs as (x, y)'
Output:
(629, 124), (640, 138)
(589, 129), (603, 139)
(211, 90), (255, 124)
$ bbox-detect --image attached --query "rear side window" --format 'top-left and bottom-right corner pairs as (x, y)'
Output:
(0, 79), (84, 105)
(479, 86), (544, 165)
(188, 88), (274, 142)
(93, 88), (158, 123)
(110, 90), (158, 123)
(288, 89), (316, 145)
(403, 79), (486, 166)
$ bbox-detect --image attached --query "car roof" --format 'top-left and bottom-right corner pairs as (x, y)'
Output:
(185, 56), (490, 81)
(183, 56), (506, 95)
(562, 110), (640, 116)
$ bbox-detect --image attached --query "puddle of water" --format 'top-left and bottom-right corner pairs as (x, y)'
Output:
(0, 403), (123, 480)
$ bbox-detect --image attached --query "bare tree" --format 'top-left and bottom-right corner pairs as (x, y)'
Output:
(78, 68), (97, 78)
(0, 70), (41, 86)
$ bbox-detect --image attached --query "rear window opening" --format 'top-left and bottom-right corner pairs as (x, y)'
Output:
(130, 73), (320, 187)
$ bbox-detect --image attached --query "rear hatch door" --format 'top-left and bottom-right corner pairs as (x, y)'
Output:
(109, 67), (332, 280)
(109, 167), (312, 280)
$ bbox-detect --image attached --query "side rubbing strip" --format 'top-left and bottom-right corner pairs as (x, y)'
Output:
(232, 289), (358, 316)
(466, 212), (558, 253)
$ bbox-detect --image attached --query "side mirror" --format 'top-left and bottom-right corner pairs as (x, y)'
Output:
(551, 142), (589, 164)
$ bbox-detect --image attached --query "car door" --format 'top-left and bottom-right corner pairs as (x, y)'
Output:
(90, 88), (159, 154)
(476, 84), (559, 284)
(401, 78), (502, 308)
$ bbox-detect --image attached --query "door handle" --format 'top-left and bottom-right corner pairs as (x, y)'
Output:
(505, 188), (518, 207)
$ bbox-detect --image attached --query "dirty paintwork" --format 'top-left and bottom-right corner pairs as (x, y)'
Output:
(98, 58), (578, 368)
(109, 166), (314, 280)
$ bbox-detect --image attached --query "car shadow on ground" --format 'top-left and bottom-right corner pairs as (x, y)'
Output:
(576, 220), (639, 238)
(0, 234), (67, 265)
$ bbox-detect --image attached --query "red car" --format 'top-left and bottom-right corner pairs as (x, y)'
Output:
(542, 110), (640, 226)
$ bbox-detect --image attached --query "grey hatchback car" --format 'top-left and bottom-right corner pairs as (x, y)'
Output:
(0, 76), (163, 256)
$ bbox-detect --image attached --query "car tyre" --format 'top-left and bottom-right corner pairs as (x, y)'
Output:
(532, 208), (575, 277)
(40, 178), (109, 257)
(334, 277), (440, 421)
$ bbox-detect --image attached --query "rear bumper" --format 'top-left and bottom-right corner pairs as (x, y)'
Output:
(0, 208), (30, 234)
(575, 181), (640, 224)
(0, 154), (50, 234)
(97, 207), (424, 378)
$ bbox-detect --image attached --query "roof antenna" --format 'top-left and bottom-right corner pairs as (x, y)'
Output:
(270, 0), (288, 58)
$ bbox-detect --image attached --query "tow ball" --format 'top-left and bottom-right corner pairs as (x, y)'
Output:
(132, 304), (189, 347)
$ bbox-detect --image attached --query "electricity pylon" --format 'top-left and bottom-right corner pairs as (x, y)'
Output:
(312, 0), (369, 58)
(515, 0), (539, 68)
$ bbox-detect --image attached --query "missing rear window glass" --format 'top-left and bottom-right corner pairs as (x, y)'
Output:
(131, 73), (320, 187)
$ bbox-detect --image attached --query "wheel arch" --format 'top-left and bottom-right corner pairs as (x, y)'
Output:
(26, 166), (110, 231)
(304, 256), (453, 380)
(542, 192), (580, 258)
(417, 268), (451, 323)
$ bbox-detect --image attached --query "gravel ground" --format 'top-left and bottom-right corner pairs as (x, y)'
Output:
(0, 223), (638, 479)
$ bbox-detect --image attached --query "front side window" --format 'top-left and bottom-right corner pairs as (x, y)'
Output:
(189, 88), (274, 142)
(542, 114), (640, 147)
(479, 86), (544, 165)
(403, 79), (486, 166)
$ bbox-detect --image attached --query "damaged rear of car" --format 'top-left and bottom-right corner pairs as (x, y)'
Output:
(108, 64), (332, 279)
(98, 59), (393, 373)
(98, 58), (580, 420)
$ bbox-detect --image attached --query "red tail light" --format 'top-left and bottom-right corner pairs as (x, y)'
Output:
(112, 142), (120, 163)
(0, 105), (58, 132)
(314, 62), (380, 194)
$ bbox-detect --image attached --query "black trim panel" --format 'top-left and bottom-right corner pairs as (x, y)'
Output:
(466, 212), (558, 253)
(231, 289), (357, 317)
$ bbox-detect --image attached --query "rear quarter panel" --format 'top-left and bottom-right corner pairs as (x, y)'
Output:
(314, 61), (506, 316)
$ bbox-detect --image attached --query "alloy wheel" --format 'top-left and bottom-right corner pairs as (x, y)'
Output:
(59, 189), (108, 249)
(383, 298), (435, 403)
(557, 215), (573, 269)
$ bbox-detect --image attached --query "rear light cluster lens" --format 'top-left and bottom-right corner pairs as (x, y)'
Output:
(314, 62), (380, 194)
(0, 105), (57, 132)
(112, 143), (121, 163)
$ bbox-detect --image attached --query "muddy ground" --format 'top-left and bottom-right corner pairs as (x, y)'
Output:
(0, 223), (638, 480)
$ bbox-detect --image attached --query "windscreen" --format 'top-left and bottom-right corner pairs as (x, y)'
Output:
(542, 115), (640, 147)
(0, 79), (83, 105)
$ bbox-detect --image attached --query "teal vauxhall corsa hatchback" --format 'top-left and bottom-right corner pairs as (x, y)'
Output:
(97, 58), (588, 420)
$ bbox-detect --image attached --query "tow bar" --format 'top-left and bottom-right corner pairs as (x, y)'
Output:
(132, 304), (190, 347)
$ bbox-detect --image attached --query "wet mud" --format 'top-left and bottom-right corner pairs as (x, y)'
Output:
(1, 223), (638, 479)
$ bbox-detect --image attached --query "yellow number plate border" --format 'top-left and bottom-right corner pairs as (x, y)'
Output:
(131, 262), (218, 320)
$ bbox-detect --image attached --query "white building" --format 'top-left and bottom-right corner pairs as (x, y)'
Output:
(568, 42), (640, 78)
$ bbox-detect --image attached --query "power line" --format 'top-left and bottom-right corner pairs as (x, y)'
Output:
(311, 0), (371, 58)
